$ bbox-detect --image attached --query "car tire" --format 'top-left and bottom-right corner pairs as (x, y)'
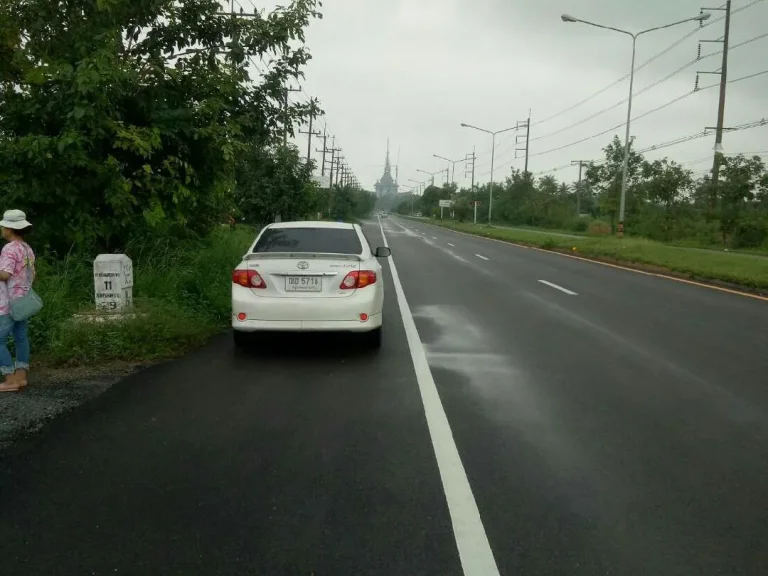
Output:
(233, 330), (250, 349)
(367, 326), (382, 350)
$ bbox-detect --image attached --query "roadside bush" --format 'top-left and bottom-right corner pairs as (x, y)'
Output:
(31, 227), (254, 366)
(569, 218), (589, 233)
(587, 219), (612, 235)
(731, 218), (767, 249)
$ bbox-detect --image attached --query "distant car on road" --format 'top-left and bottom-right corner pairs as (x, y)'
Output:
(232, 221), (391, 349)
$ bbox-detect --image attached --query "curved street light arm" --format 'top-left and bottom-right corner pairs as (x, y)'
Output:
(461, 123), (492, 135)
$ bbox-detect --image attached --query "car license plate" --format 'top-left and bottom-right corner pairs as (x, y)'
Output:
(285, 276), (322, 292)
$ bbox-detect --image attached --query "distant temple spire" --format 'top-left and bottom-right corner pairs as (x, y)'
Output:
(374, 139), (399, 198)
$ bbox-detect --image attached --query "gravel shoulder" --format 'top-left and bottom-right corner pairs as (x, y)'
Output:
(0, 362), (141, 453)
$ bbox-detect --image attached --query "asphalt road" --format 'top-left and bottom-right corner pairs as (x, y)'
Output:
(2, 215), (768, 575)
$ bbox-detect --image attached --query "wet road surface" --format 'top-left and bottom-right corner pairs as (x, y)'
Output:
(2, 216), (768, 575)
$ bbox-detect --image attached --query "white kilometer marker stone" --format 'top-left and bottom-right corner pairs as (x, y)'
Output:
(475, 254), (489, 261)
(378, 221), (501, 576)
(538, 279), (578, 295)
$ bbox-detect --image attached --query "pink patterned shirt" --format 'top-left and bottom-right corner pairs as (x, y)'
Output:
(0, 241), (35, 316)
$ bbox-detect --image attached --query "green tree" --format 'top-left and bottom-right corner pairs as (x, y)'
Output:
(637, 159), (693, 241)
(330, 185), (376, 222)
(585, 136), (644, 232)
(719, 154), (767, 246)
(0, 0), (321, 253)
(236, 145), (320, 226)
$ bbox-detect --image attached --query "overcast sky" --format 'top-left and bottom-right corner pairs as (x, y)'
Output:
(256, 0), (767, 190)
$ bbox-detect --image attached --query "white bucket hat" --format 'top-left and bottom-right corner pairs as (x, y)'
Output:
(0, 209), (32, 230)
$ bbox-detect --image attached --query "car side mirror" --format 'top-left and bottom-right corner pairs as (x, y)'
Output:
(375, 247), (391, 258)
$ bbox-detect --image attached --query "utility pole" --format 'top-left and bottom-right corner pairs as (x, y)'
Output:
(571, 160), (590, 216)
(335, 155), (345, 187)
(282, 85), (302, 145)
(327, 147), (341, 216)
(465, 147), (476, 190)
(515, 113), (531, 177)
(299, 100), (321, 164)
(315, 130), (329, 176)
(327, 142), (340, 189)
(699, 2), (731, 211)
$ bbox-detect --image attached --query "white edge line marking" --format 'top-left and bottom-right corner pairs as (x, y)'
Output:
(432, 236), (438, 240)
(538, 279), (578, 295)
(448, 242), (455, 247)
(475, 254), (489, 261)
(379, 220), (501, 576)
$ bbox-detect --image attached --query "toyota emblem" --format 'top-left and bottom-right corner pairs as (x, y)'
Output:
(297, 261), (309, 270)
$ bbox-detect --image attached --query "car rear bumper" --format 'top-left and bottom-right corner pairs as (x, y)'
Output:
(232, 313), (382, 333)
(232, 285), (383, 332)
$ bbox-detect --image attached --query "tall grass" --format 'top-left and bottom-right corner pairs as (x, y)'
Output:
(29, 226), (255, 366)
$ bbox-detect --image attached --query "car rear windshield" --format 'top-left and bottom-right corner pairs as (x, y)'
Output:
(252, 227), (363, 254)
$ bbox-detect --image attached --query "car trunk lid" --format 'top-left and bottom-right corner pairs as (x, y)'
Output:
(243, 252), (360, 298)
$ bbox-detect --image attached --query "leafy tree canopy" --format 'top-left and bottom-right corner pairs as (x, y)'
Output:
(0, 0), (322, 253)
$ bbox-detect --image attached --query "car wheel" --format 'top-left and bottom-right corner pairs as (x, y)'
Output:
(233, 330), (250, 349)
(367, 326), (382, 350)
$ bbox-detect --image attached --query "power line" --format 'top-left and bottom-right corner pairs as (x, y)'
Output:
(530, 117), (768, 178)
(497, 69), (767, 167)
(529, 31), (768, 144)
(479, 0), (766, 163)
(226, 0), (361, 187)
(530, 0), (764, 130)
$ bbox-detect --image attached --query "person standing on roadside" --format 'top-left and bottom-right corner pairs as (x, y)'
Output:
(0, 210), (36, 393)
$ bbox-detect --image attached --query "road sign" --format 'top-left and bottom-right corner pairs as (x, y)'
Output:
(439, 200), (453, 207)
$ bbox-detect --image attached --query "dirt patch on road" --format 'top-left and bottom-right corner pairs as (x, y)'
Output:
(0, 362), (142, 452)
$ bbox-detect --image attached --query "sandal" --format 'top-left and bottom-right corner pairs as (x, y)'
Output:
(14, 370), (28, 389)
(0, 372), (23, 392)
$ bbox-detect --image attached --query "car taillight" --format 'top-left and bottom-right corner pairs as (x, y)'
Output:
(232, 269), (266, 289)
(340, 270), (376, 289)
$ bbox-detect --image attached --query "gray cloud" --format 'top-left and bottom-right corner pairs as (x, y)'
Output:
(271, 0), (767, 188)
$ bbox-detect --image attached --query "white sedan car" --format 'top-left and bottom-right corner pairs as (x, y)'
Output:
(232, 221), (391, 348)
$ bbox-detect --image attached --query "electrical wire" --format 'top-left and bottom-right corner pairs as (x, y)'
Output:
(227, 0), (361, 184)
(534, 118), (768, 178)
(528, 31), (768, 144)
(531, 0), (764, 130)
(481, 69), (768, 177)
(477, 0), (766, 164)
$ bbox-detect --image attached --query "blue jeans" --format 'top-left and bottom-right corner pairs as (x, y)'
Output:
(0, 314), (29, 375)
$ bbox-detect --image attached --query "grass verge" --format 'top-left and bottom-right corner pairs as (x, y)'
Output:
(30, 226), (255, 367)
(415, 219), (768, 293)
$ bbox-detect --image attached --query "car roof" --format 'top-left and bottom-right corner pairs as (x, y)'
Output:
(266, 221), (357, 230)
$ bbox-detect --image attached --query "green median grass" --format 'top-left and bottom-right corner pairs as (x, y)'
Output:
(31, 226), (255, 367)
(418, 219), (768, 292)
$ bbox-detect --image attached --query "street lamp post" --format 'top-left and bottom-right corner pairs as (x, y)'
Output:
(416, 168), (441, 187)
(408, 178), (425, 215)
(460, 122), (517, 223)
(408, 178), (424, 196)
(561, 11), (710, 237)
(433, 154), (463, 185)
